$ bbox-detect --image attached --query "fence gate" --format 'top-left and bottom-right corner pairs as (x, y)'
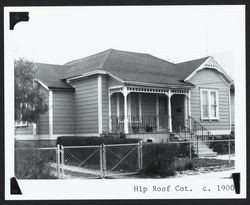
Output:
(58, 145), (102, 179)
(57, 142), (143, 179)
(103, 142), (143, 177)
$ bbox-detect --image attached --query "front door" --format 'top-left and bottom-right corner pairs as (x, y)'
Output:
(158, 96), (168, 131)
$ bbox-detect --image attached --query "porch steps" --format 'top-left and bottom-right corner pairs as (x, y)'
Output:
(195, 142), (217, 157)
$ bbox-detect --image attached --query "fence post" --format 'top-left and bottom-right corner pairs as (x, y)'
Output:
(189, 141), (192, 159)
(57, 144), (60, 179)
(137, 142), (141, 171)
(100, 144), (103, 178)
(103, 144), (107, 177)
(140, 141), (143, 171)
(196, 136), (199, 156)
(228, 140), (231, 167)
(61, 145), (64, 179)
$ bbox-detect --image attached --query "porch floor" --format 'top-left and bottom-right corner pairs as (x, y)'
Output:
(126, 132), (172, 143)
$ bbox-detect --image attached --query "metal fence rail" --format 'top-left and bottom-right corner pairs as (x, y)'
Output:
(103, 142), (143, 177)
(56, 142), (143, 179)
(15, 139), (234, 179)
(162, 139), (235, 166)
(61, 145), (102, 179)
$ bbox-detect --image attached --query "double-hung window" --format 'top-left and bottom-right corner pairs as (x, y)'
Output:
(200, 89), (219, 120)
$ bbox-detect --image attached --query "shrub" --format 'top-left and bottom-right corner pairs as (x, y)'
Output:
(56, 136), (140, 146)
(174, 159), (194, 171)
(15, 147), (57, 179)
(209, 135), (235, 154)
(142, 143), (177, 177)
(175, 142), (196, 158)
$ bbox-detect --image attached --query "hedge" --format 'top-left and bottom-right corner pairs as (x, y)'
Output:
(142, 143), (177, 177)
(209, 135), (235, 154)
(56, 136), (141, 146)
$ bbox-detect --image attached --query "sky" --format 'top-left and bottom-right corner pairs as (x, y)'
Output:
(11, 6), (245, 79)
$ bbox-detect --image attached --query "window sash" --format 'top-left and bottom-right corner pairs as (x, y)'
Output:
(201, 89), (219, 120)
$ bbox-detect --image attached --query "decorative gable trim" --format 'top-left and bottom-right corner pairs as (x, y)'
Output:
(184, 56), (233, 83)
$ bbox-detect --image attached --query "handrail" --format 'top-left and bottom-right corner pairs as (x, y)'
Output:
(171, 117), (194, 141)
(188, 116), (216, 141)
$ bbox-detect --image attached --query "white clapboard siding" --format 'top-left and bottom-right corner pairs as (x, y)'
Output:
(189, 68), (231, 131)
(53, 90), (74, 135)
(70, 76), (99, 134)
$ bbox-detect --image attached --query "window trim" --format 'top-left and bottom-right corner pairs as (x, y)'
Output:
(200, 88), (219, 120)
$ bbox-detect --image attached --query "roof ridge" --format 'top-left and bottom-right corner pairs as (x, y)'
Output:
(98, 49), (113, 69)
(145, 53), (175, 65)
(64, 49), (111, 66)
(108, 49), (175, 65)
(176, 56), (210, 65)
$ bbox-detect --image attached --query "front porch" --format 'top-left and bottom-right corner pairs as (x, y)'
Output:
(108, 86), (191, 139)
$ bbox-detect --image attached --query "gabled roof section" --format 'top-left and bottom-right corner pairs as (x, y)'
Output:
(35, 63), (74, 89)
(174, 57), (210, 80)
(181, 56), (233, 83)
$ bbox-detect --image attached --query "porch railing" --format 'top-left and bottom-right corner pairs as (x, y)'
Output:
(110, 115), (217, 142)
(110, 115), (169, 134)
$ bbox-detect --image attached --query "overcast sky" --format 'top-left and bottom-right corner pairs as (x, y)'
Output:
(11, 6), (245, 79)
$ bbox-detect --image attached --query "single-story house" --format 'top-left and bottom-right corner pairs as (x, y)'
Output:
(15, 49), (234, 144)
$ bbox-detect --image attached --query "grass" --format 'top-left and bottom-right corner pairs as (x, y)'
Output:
(174, 158), (234, 170)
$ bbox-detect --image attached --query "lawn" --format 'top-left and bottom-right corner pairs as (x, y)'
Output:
(174, 157), (234, 171)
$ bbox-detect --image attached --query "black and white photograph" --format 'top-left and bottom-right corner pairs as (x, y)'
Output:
(4, 5), (246, 199)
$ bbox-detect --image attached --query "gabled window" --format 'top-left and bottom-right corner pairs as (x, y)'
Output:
(200, 89), (219, 120)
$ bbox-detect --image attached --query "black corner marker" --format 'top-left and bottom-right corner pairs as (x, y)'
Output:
(11, 177), (22, 195)
(9, 12), (29, 30)
(232, 173), (240, 194)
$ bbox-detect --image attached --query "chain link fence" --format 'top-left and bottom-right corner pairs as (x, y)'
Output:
(61, 145), (102, 179)
(103, 143), (142, 177)
(15, 142), (142, 179)
(15, 139), (234, 179)
(164, 139), (235, 160)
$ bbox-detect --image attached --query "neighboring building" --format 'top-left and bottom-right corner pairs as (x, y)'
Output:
(15, 49), (234, 144)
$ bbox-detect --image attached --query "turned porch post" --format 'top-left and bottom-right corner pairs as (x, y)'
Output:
(168, 90), (172, 132)
(184, 94), (188, 127)
(188, 90), (192, 130)
(123, 87), (129, 134)
(108, 90), (112, 132)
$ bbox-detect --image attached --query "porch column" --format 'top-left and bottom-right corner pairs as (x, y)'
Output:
(184, 94), (188, 127)
(168, 90), (172, 132)
(108, 91), (112, 132)
(188, 90), (192, 130)
(123, 87), (129, 134)
(156, 94), (159, 131)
